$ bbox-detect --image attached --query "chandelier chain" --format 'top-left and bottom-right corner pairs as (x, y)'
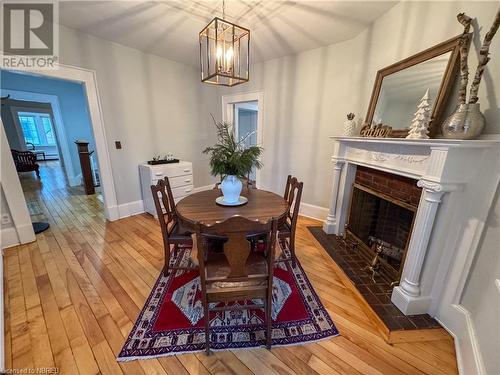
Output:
(222, 0), (226, 19)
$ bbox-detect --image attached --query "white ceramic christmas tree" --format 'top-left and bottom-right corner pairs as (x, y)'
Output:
(406, 89), (432, 139)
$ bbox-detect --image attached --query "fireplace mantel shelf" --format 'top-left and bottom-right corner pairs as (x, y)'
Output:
(330, 136), (500, 148)
(324, 134), (500, 323)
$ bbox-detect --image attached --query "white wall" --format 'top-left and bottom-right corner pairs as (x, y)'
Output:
(461, 185), (500, 375)
(0, 187), (18, 249)
(220, 2), (500, 372)
(223, 1), (500, 210)
(0, 187), (13, 229)
(57, 25), (218, 205)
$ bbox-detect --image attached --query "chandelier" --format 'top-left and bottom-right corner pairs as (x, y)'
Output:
(199, 0), (250, 86)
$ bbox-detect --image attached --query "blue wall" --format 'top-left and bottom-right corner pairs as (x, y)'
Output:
(1, 70), (97, 180)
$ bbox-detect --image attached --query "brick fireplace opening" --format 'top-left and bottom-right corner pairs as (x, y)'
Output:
(309, 165), (443, 334)
(345, 166), (422, 283)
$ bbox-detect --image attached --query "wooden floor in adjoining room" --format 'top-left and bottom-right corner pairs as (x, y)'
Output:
(4, 161), (459, 374)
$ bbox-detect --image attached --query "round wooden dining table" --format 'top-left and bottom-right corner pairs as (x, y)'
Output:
(176, 188), (289, 227)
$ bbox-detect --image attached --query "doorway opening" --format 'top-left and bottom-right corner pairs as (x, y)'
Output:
(234, 101), (258, 181)
(1, 69), (104, 232)
(222, 92), (263, 187)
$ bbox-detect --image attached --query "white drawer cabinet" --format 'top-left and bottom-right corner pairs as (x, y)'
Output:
(139, 161), (193, 217)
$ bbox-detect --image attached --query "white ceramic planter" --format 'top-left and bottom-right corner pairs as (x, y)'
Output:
(220, 175), (242, 203)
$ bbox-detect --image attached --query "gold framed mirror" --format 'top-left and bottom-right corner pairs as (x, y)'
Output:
(365, 35), (462, 138)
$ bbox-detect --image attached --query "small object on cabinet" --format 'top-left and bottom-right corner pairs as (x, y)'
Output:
(148, 154), (180, 165)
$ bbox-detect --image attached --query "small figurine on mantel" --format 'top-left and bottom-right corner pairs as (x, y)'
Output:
(344, 113), (359, 136)
(406, 89), (432, 139)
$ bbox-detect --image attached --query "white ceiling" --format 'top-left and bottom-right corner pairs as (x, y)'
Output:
(59, 1), (397, 66)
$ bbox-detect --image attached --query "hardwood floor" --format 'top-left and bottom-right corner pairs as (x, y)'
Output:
(4, 162), (458, 374)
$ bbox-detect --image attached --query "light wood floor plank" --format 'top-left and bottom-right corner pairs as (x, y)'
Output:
(3, 161), (458, 375)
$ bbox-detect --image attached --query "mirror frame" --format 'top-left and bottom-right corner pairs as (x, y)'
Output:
(365, 35), (462, 137)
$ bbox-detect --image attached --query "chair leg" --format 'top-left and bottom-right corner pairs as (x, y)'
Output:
(163, 244), (171, 277)
(35, 168), (40, 179)
(204, 301), (211, 355)
(290, 236), (296, 268)
(266, 290), (273, 350)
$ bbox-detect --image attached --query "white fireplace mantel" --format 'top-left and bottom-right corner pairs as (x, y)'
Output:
(324, 136), (500, 327)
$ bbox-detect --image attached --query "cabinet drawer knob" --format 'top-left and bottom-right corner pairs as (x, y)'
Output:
(155, 172), (163, 176)
(184, 178), (191, 182)
(185, 188), (192, 192)
(183, 169), (190, 172)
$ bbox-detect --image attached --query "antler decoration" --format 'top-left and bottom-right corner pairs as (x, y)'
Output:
(456, 12), (472, 105)
(469, 8), (500, 104)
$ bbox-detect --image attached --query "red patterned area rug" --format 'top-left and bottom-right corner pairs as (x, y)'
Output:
(118, 248), (338, 360)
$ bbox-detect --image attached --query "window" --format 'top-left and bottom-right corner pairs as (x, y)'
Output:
(18, 112), (56, 147)
(41, 117), (56, 145)
(19, 115), (40, 145)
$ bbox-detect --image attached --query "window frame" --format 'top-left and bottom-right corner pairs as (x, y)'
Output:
(17, 111), (57, 147)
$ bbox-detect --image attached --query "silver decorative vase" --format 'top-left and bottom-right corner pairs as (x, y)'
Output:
(441, 103), (485, 140)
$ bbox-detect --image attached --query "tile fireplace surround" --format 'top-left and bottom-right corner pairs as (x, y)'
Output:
(323, 136), (500, 335)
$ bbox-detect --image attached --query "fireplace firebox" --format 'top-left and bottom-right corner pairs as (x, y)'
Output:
(345, 166), (421, 284)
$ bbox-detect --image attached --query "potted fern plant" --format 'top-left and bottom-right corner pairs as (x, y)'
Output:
(203, 116), (263, 204)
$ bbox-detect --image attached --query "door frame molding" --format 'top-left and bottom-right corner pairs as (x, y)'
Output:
(1, 89), (79, 186)
(1, 63), (119, 222)
(221, 91), (264, 188)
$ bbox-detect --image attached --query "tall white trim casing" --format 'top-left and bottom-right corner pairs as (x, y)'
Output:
(322, 158), (344, 234)
(221, 91), (264, 189)
(0, 89), (78, 186)
(1, 122), (36, 246)
(2, 63), (119, 222)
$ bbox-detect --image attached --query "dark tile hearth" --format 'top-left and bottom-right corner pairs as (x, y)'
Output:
(308, 226), (442, 332)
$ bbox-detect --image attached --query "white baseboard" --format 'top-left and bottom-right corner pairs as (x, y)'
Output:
(107, 186), (214, 222)
(68, 173), (82, 187)
(1, 222), (35, 248)
(437, 305), (486, 375)
(116, 200), (145, 219)
(16, 222), (36, 244)
(106, 205), (120, 221)
(299, 202), (328, 220)
(1, 227), (19, 249)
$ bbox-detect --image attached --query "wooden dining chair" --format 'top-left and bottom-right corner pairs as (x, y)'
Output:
(195, 216), (278, 354)
(151, 178), (195, 276)
(280, 175), (304, 267)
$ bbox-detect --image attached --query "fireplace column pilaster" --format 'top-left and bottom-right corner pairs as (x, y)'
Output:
(323, 158), (344, 234)
(392, 179), (453, 315)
